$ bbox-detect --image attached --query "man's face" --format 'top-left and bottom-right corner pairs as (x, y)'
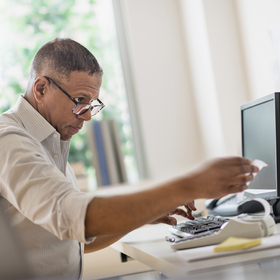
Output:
(38, 71), (102, 141)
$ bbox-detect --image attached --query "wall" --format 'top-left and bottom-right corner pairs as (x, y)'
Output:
(116, 0), (204, 180)
(236, 0), (280, 99)
(115, 0), (280, 181)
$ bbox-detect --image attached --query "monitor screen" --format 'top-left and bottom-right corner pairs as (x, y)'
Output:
(241, 93), (280, 198)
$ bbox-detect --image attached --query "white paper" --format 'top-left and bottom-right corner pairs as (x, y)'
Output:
(176, 233), (280, 263)
(237, 159), (267, 201)
(247, 159), (268, 186)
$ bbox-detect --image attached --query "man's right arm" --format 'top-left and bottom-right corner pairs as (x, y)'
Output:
(84, 157), (258, 242)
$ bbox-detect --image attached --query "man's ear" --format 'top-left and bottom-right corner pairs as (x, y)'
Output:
(33, 77), (48, 103)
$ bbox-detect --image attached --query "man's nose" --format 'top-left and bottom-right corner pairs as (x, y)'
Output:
(77, 110), (92, 121)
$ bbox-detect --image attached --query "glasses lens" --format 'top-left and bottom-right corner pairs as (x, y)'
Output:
(72, 104), (104, 116)
(91, 105), (103, 116)
(73, 104), (91, 115)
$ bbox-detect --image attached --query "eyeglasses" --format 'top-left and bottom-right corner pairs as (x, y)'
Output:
(44, 76), (105, 116)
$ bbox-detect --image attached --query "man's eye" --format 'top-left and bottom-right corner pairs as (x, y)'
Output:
(74, 97), (84, 103)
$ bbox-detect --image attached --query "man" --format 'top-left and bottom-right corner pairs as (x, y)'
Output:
(0, 38), (258, 279)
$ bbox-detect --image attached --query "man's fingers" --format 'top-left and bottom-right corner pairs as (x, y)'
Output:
(222, 156), (252, 166)
(185, 202), (197, 211)
(239, 164), (259, 175)
(228, 184), (248, 193)
(170, 208), (188, 217)
(221, 157), (259, 175)
(161, 216), (177, 226)
(227, 172), (256, 194)
(229, 163), (259, 176)
(151, 215), (177, 225)
(169, 207), (195, 220)
(186, 207), (195, 220)
(230, 173), (255, 186)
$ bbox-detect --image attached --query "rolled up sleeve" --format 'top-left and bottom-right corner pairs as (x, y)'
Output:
(0, 125), (96, 244)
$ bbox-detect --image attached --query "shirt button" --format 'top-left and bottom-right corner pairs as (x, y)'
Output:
(53, 134), (58, 138)
(53, 154), (59, 158)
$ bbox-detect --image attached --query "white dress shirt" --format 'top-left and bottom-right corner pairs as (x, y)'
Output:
(0, 96), (95, 279)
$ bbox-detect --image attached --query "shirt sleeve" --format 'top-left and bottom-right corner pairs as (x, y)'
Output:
(0, 125), (96, 243)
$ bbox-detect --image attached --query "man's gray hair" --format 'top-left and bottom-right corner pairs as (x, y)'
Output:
(30, 38), (103, 81)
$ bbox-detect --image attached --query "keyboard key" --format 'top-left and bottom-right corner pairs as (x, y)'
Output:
(170, 216), (229, 237)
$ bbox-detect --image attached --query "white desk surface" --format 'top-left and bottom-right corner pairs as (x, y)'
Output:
(91, 182), (280, 278)
(111, 222), (280, 279)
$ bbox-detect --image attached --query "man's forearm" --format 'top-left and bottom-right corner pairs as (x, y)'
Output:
(85, 177), (188, 239)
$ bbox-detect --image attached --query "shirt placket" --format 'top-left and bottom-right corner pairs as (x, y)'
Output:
(50, 133), (65, 174)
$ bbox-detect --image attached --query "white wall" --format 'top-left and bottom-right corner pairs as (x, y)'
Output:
(179, 0), (249, 158)
(115, 0), (280, 181)
(236, 0), (280, 99)
(116, 0), (204, 180)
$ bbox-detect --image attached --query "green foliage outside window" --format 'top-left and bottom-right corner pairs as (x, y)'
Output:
(0, 0), (138, 183)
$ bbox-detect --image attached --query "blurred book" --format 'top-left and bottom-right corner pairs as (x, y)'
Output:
(87, 119), (127, 187)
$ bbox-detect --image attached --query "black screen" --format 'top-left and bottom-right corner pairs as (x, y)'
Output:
(242, 98), (277, 191)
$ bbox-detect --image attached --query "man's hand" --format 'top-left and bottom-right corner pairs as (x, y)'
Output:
(150, 202), (197, 226)
(186, 157), (259, 199)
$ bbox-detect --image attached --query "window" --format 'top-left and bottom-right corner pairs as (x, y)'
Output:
(0, 0), (139, 187)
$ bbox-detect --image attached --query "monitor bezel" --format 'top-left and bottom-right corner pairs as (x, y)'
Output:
(241, 92), (280, 198)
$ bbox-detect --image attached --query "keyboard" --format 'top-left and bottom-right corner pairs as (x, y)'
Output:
(169, 216), (229, 238)
(169, 214), (276, 250)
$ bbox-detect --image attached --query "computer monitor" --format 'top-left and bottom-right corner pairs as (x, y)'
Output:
(241, 92), (280, 199)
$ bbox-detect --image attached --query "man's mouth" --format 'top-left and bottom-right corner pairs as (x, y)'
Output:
(68, 125), (82, 134)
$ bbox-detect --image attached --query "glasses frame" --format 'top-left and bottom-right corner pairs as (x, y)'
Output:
(44, 76), (104, 116)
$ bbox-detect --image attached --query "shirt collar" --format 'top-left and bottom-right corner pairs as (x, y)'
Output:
(13, 95), (58, 142)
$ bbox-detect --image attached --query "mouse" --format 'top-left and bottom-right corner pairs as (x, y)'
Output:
(238, 200), (265, 214)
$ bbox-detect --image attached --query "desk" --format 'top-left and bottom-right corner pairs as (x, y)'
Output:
(111, 223), (280, 279)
